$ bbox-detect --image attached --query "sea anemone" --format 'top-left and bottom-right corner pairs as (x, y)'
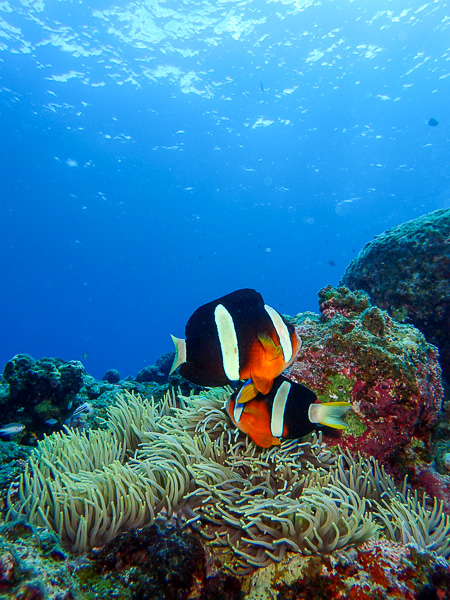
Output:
(6, 389), (450, 569)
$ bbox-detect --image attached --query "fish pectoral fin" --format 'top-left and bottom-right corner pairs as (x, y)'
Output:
(236, 381), (258, 403)
(257, 333), (283, 361)
(251, 373), (273, 396)
(242, 403), (260, 415)
(308, 401), (352, 430)
(250, 432), (281, 448)
(169, 335), (187, 374)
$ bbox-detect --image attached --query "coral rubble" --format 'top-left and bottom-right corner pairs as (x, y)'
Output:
(341, 208), (450, 382)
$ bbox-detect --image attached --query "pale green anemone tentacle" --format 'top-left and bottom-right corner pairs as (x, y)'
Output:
(6, 388), (450, 567)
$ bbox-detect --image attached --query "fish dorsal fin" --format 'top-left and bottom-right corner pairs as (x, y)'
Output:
(169, 335), (187, 374)
(235, 380), (258, 404)
(257, 333), (282, 361)
(308, 401), (351, 429)
(218, 288), (263, 310)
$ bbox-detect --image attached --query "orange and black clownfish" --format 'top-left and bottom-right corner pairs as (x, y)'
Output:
(170, 289), (301, 400)
(227, 375), (352, 448)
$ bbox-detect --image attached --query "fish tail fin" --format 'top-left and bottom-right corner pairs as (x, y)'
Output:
(308, 401), (351, 430)
(169, 335), (187, 374)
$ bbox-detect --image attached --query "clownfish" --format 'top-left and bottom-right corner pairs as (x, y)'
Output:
(226, 376), (352, 448)
(170, 288), (301, 400)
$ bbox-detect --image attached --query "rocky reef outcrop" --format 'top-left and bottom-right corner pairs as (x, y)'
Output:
(84, 523), (241, 600)
(1, 520), (448, 600)
(0, 354), (162, 444)
(286, 286), (444, 481)
(0, 354), (86, 441)
(0, 521), (76, 600)
(245, 539), (450, 600)
(341, 208), (450, 381)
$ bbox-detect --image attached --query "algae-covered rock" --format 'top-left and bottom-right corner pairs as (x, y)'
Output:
(136, 351), (174, 384)
(286, 286), (443, 469)
(0, 441), (31, 491)
(101, 369), (121, 384)
(244, 541), (450, 600)
(82, 522), (241, 600)
(0, 521), (79, 599)
(135, 350), (200, 395)
(341, 208), (450, 381)
(4, 355), (85, 402)
(0, 354), (86, 440)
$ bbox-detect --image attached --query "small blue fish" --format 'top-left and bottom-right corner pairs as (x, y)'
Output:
(0, 423), (25, 436)
(45, 419), (58, 426)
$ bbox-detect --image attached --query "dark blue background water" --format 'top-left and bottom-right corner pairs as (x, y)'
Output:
(1, 0), (449, 378)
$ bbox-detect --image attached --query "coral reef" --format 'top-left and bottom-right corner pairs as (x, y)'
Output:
(0, 441), (31, 494)
(0, 521), (78, 600)
(101, 369), (120, 384)
(6, 389), (450, 573)
(135, 350), (201, 395)
(0, 354), (163, 443)
(80, 522), (241, 600)
(341, 208), (450, 381)
(3, 354), (85, 403)
(1, 354), (86, 439)
(2, 254), (449, 597)
(285, 286), (443, 474)
(1, 313), (448, 596)
(244, 540), (450, 599)
(136, 351), (174, 384)
(0, 350), (202, 448)
(407, 462), (450, 515)
(0, 354), (101, 442)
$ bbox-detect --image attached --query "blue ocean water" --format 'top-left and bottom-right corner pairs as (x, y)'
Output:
(0, 0), (449, 379)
